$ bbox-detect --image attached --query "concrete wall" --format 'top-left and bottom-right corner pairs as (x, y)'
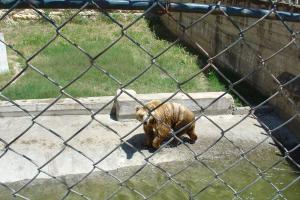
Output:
(160, 0), (300, 136)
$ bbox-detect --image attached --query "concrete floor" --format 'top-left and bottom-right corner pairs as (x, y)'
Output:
(0, 113), (296, 183)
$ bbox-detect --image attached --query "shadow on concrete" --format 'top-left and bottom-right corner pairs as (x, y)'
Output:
(255, 111), (300, 170)
(120, 133), (154, 159)
(121, 133), (196, 159)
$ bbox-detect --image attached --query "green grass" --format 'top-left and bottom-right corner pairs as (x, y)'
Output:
(0, 13), (224, 100)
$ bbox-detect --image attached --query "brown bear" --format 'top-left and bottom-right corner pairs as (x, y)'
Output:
(135, 100), (198, 149)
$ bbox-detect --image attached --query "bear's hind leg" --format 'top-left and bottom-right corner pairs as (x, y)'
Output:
(186, 124), (197, 143)
(152, 124), (170, 149)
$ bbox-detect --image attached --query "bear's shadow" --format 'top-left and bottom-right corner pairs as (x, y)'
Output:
(120, 133), (152, 159)
(120, 133), (194, 159)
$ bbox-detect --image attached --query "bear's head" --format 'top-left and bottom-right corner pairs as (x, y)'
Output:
(135, 100), (161, 124)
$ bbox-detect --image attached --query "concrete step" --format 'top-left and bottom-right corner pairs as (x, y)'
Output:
(0, 90), (234, 118)
(115, 91), (234, 120)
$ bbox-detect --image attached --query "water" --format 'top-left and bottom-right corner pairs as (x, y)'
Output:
(1, 158), (299, 200)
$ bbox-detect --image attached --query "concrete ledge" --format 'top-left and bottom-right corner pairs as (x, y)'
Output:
(0, 91), (235, 118)
(232, 106), (251, 115)
(116, 91), (234, 120)
(231, 105), (275, 115)
(0, 96), (115, 117)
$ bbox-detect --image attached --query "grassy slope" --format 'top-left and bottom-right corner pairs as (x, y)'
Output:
(0, 13), (224, 100)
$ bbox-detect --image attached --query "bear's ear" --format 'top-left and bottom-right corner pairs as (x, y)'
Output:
(148, 100), (161, 110)
(151, 100), (162, 106)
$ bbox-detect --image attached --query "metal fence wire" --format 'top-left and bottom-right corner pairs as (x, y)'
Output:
(0, 0), (300, 199)
(277, 0), (300, 5)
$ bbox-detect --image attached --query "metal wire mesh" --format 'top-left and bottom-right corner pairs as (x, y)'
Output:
(277, 0), (300, 5)
(0, 0), (299, 199)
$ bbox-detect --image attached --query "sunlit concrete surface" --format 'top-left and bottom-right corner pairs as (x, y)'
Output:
(0, 113), (296, 183)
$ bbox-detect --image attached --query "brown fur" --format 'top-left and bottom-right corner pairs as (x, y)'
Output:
(135, 100), (198, 149)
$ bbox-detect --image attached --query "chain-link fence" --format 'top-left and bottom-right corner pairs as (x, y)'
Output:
(275, 0), (299, 5)
(0, 0), (299, 199)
